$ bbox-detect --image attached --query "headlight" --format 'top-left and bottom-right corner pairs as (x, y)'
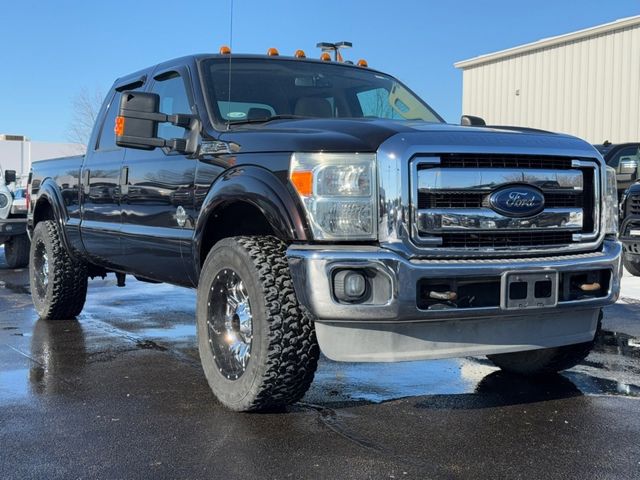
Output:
(0, 193), (8, 209)
(604, 166), (618, 235)
(290, 152), (377, 240)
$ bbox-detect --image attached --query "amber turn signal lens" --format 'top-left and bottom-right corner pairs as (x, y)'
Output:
(267, 47), (279, 56)
(114, 116), (125, 136)
(320, 52), (331, 61)
(357, 59), (368, 67)
(294, 49), (306, 58)
(219, 45), (231, 54)
(290, 171), (313, 197)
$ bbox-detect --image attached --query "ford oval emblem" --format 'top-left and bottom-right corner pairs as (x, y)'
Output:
(489, 185), (545, 218)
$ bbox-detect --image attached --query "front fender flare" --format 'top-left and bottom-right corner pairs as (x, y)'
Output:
(193, 165), (309, 268)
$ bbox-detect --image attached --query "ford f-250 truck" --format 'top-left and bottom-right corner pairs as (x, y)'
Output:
(1, 169), (29, 268)
(28, 50), (622, 411)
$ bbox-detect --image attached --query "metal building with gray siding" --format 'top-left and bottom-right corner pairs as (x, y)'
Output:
(455, 16), (640, 144)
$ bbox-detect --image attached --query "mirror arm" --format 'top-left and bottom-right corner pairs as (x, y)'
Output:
(168, 113), (196, 128)
(120, 108), (168, 123)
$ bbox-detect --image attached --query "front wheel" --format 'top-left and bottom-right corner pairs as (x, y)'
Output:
(30, 220), (88, 320)
(197, 236), (319, 412)
(4, 233), (30, 268)
(487, 312), (601, 375)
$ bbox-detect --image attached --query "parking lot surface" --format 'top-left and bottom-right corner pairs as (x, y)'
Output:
(1, 247), (639, 479)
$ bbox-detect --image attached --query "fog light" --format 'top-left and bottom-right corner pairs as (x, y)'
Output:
(334, 270), (368, 302)
(345, 272), (366, 297)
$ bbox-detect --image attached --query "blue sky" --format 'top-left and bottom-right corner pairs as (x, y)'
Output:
(1, 0), (638, 142)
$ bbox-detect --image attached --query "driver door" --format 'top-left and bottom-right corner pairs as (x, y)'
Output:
(118, 66), (196, 285)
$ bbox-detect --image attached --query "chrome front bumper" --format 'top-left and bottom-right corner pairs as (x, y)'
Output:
(287, 240), (622, 324)
(287, 240), (621, 362)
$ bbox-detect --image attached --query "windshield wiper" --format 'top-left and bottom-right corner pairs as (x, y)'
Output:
(227, 114), (308, 126)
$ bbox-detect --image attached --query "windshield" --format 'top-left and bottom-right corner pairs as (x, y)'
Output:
(201, 57), (443, 126)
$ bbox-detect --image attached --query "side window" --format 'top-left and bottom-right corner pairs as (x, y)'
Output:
(150, 72), (191, 139)
(96, 91), (122, 151)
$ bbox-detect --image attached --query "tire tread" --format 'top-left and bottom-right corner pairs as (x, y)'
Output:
(30, 220), (88, 320)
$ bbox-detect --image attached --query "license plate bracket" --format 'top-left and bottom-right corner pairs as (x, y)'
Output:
(501, 270), (558, 310)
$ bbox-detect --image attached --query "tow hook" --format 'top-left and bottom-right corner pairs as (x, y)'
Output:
(579, 282), (601, 292)
(429, 290), (458, 301)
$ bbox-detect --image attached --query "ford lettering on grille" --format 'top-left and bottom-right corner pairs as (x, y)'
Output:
(489, 186), (545, 218)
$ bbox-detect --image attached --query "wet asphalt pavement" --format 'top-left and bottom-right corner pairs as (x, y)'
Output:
(1, 249), (640, 479)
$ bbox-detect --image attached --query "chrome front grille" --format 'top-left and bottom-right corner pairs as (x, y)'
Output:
(410, 154), (601, 254)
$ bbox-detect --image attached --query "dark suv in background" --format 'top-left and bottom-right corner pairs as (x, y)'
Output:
(595, 142), (640, 197)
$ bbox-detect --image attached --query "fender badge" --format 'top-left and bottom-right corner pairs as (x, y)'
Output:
(176, 206), (188, 227)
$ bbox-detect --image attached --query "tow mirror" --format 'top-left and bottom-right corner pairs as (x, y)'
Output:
(619, 157), (638, 175)
(115, 91), (199, 154)
(4, 170), (16, 185)
(461, 115), (486, 126)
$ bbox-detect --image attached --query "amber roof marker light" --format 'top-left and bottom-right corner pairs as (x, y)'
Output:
(357, 59), (368, 67)
(114, 116), (125, 136)
(317, 41), (352, 62)
(267, 47), (279, 56)
(219, 45), (231, 55)
(294, 49), (306, 58)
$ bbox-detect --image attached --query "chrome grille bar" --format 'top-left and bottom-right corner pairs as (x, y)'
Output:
(417, 168), (583, 192)
(417, 208), (583, 233)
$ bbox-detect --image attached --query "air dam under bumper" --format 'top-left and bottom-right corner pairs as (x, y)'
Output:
(287, 240), (621, 362)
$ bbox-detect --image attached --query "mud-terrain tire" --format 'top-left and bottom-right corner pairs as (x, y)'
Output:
(197, 236), (319, 412)
(623, 255), (640, 277)
(4, 233), (30, 268)
(487, 312), (602, 375)
(30, 220), (88, 320)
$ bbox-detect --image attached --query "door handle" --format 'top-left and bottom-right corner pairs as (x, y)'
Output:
(119, 166), (129, 197)
(82, 168), (90, 196)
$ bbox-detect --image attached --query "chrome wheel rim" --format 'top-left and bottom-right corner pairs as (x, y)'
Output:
(207, 269), (253, 380)
(33, 241), (49, 298)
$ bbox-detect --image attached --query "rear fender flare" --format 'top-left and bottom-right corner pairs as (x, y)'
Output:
(32, 179), (76, 258)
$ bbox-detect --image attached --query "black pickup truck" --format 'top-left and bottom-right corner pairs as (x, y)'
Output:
(28, 51), (622, 411)
(619, 179), (640, 276)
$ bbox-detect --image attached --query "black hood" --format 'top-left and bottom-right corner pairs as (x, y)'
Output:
(216, 118), (588, 155)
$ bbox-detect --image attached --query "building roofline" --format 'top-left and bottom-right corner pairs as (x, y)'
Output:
(454, 15), (640, 69)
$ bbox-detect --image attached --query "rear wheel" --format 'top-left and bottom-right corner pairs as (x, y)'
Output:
(4, 233), (29, 268)
(623, 255), (640, 277)
(487, 312), (601, 375)
(197, 236), (319, 412)
(30, 220), (88, 320)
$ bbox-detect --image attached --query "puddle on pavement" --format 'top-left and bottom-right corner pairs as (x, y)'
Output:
(593, 329), (640, 359)
(307, 357), (498, 404)
(308, 335), (640, 406)
(136, 323), (195, 341)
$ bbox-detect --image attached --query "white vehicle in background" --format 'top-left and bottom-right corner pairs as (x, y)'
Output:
(0, 169), (29, 268)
